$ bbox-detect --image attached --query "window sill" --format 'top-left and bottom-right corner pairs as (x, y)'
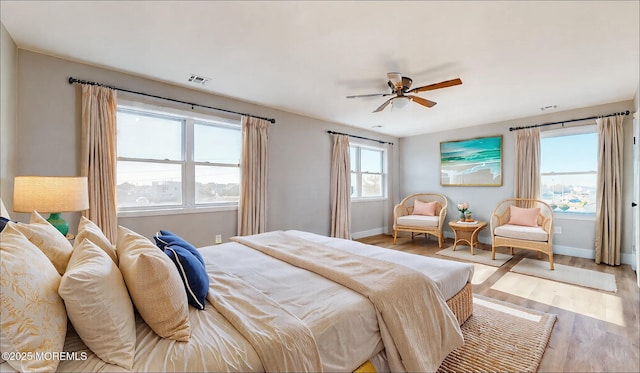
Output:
(118, 205), (238, 218)
(352, 197), (388, 203)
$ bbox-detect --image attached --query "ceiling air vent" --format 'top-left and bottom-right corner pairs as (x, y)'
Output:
(188, 74), (211, 85)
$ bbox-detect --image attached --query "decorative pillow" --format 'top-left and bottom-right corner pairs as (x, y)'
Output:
(75, 216), (118, 264)
(154, 230), (199, 254)
(11, 211), (74, 275)
(154, 231), (209, 310)
(0, 198), (9, 218)
(413, 200), (437, 216)
(59, 238), (136, 369)
(117, 225), (191, 341)
(0, 223), (67, 372)
(154, 230), (205, 264)
(508, 205), (541, 227)
(0, 217), (16, 232)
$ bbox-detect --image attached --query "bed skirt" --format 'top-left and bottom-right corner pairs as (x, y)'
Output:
(446, 281), (473, 325)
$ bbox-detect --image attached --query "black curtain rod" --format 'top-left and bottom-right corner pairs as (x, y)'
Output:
(509, 110), (630, 132)
(68, 77), (276, 124)
(327, 130), (394, 145)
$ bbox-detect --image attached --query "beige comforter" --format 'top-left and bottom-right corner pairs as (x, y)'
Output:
(232, 231), (464, 372)
(206, 264), (323, 372)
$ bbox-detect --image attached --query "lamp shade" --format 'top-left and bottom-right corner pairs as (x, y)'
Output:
(13, 176), (89, 213)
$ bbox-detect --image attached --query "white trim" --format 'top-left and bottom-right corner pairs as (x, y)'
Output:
(553, 244), (635, 266)
(351, 227), (388, 240)
(552, 244), (595, 260)
(118, 204), (238, 218)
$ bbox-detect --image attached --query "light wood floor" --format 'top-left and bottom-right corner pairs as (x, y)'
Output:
(357, 234), (640, 373)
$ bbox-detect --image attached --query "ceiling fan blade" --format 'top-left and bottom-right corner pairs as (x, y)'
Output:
(410, 95), (437, 108)
(408, 78), (462, 94)
(346, 93), (392, 99)
(373, 97), (393, 113)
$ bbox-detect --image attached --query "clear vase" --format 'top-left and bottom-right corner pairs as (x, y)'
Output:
(460, 212), (465, 221)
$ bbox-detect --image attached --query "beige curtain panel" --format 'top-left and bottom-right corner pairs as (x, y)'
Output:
(330, 135), (351, 239)
(513, 127), (541, 204)
(595, 115), (624, 265)
(80, 85), (118, 242)
(238, 116), (270, 236)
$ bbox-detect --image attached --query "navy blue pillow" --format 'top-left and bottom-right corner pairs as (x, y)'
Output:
(154, 231), (208, 310)
(0, 217), (16, 232)
(154, 230), (205, 266)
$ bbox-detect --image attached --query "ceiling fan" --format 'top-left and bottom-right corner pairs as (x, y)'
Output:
(346, 72), (462, 113)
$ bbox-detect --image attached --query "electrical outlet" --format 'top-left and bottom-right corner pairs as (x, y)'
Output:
(215, 234), (222, 244)
(554, 226), (562, 234)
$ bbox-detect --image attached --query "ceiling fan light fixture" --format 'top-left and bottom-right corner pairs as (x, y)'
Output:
(388, 72), (402, 84)
(392, 96), (411, 109)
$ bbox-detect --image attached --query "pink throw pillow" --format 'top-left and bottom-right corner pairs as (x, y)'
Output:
(413, 200), (437, 216)
(508, 205), (540, 227)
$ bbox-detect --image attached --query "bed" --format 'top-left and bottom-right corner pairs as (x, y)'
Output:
(0, 210), (474, 373)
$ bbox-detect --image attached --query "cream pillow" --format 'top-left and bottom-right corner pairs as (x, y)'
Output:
(11, 211), (74, 275)
(117, 225), (191, 341)
(0, 223), (67, 372)
(508, 205), (541, 227)
(75, 216), (118, 264)
(59, 238), (136, 369)
(0, 198), (10, 218)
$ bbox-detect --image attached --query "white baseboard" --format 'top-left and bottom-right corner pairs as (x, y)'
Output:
(552, 245), (595, 259)
(553, 245), (635, 266)
(351, 227), (388, 240)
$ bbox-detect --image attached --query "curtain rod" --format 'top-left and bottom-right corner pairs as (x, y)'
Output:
(68, 77), (276, 124)
(327, 130), (394, 145)
(509, 110), (630, 132)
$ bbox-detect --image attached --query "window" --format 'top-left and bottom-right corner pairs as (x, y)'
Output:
(540, 126), (597, 214)
(116, 102), (241, 213)
(350, 144), (387, 199)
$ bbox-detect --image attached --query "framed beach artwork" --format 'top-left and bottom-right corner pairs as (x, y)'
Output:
(440, 135), (503, 186)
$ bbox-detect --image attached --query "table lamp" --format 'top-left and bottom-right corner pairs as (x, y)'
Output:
(13, 176), (89, 236)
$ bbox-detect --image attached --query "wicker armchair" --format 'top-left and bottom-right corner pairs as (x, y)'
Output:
(393, 193), (448, 247)
(490, 198), (554, 269)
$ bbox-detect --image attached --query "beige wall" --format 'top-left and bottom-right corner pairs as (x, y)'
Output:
(12, 50), (398, 246)
(0, 22), (18, 212)
(8, 47), (637, 261)
(399, 100), (637, 264)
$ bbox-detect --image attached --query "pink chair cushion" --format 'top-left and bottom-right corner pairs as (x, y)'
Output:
(413, 200), (437, 216)
(508, 205), (540, 227)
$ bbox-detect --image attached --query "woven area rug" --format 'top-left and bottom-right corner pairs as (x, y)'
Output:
(436, 245), (513, 267)
(438, 295), (556, 373)
(511, 257), (617, 292)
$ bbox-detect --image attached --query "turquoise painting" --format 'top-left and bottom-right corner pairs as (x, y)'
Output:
(440, 135), (502, 186)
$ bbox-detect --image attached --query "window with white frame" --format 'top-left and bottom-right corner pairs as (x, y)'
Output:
(350, 143), (387, 199)
(116, 103), (241, 212)
(540, 125), (597, 214)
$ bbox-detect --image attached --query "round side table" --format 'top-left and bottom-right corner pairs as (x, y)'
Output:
(448, 220), (488, 255)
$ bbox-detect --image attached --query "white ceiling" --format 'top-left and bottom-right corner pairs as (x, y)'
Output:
(2, 1), (638, 138)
